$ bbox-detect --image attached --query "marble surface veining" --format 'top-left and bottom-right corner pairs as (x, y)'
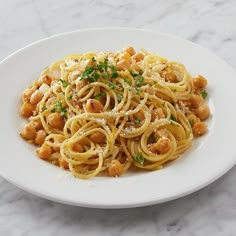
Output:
(1, 0), (236, 235)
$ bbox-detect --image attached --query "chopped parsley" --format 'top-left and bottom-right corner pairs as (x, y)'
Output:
(41, 106), (47, 111)
(134, 117), (141, 124)
(189, 119), (194, 127)
(97, 58), (109, 71)
(170, 115), (177, 122)
(135, 75), (144, 87)
(148, 135), (156, 143)
(124, 78), (131, 85)
(117, 94), (123, 103)
(130, 70), (144, 87)
(108, 82), (115, 90)
(201, 90), (208, 99)
(94, 93), (105, 100)
(80, 59), (118, 83)
(101, 72), (109, 80)
(136, 87), (142, 95)
(67, 94), (73, 100)
(59, 79), (69, 88)
(133, 152), (144, 165)
(51, 101), (68, 117)
(110, 65), (118, 78)
(81, 65), (100, 82)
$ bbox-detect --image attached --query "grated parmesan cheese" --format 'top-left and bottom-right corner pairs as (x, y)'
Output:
(94, 118), (106, 125)
(124, 126), (136, 133)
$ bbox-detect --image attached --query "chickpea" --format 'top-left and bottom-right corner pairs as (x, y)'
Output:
(117, 59), (131, 71)
(133, 53), (144, 62)
(52, 146), (60, 153)
(85, 99), (103, 113)
(119, 52), (131, 61)
(21, 122), (37, 140)
(59, 159), (69, 169)
(160, 69), (178, 82)
(20, 102), (34, 118)
(195, 103), (210, 120)
(135, 112), (145, 121)
(35, 130), (47, 145)
(30, 90), (43, 105)
(108, 160), (124, 177)
(186, 113), (199, 126)
(72, 143), (84, 152)
(192, 122), (207, 136)
(37, 75), (52, 86)
(30, 119), (43, 131)
(48, 112), (65, 129)
(22, 87), (36, 102)
(37, 144), (52, 160)
(193, 75), (207, 90)
(150, 137), (171, 154)
(123, 46), (136, 56)
(151, 108), (165, 121)
(191, 94), (204, 109)
(89, 132), (105, 143)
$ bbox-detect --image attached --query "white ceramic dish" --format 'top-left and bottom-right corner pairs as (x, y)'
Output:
(1, 28), (236, 209)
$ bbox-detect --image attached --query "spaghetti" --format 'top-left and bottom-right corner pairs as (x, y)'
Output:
(20, 46), (210, 179)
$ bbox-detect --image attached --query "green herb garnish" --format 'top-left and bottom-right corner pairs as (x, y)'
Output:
(41, 106), (47, 111)
(134, 117), (141, 124)
(124, 78), (131, 85)
(148, 135), (156, 143)
(189, 119), (194, 127)
(130, 71), (136, 77)
(117, 94), (123, 103)
(97, 58), (109, 71)
(110, 65), (118, 78)
(133, 152), (144, 165)
(170, 115), (177, 122)
(81, 65), (100, 82)
(80, 59), (119, 83)
(201, 90), (208, 99)
(136, 87), (142, 95)
(67, 94), (73, 100)
(59, 79), (69, 88)
(108, 82), (115, 90)
(51, 101), (68, 117)
(135, 75), (144, 87)
(94, 93), (106, 100)
(130, 70), (144, 89)
(101, 72), (109, 80)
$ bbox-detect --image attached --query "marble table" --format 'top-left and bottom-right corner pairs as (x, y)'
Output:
(1, 0), (236, 235)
